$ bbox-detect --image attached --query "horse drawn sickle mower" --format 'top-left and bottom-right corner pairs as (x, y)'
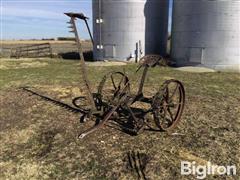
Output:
(65, 13), (186, 139)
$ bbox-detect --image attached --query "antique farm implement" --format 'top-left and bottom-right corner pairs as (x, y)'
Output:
(65, 13), (186, 139)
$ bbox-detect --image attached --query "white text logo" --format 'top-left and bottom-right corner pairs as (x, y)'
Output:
(181, 161), (237, 179)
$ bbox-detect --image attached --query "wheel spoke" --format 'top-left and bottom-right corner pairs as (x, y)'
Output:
(164, 86), (169, 100)
(99, 72), (130, 106)
(152, 80), (185, 131)
(167, 108), (174, 122)
(111, 75), (117, 90)
(162, 105), (168, 123)
(117, 75), (124, 89)
(169, 84), (179, 102)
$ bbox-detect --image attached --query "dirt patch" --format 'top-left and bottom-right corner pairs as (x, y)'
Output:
(33, 85), (84, 99)
(0, 61), (48, 70)
(86, 61), (127, 67)
(0, 161), (56, 179)
(19, 62), (48, 68)
(0, 87), (239, 179)
(175, 66), (216, 73)
(0, 58), (40, 61)
(179, 149), (211, 165)
(0, 40), (75, 45)
(0, 61), (239, 179)
(0, 65), (8, 70)
(33, 129), (61, 158)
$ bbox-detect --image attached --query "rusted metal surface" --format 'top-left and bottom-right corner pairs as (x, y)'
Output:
(76, 54), (186, 139)
(65, 13), (97, 112)
(152, 79), (185, 131)
(19, 49), (186, 138)
(64, 13), (185, 138)
(65, 12), (94, 45)
(84, 19), (94, 45)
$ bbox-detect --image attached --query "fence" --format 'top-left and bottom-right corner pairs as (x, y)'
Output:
(11, 43), (53, 58)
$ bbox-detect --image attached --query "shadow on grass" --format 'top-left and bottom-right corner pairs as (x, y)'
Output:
(20, 87), (163, 138)
(125, 150), (150, 180)
(58, 51), (94, 61)
(21, 87), (86, 114)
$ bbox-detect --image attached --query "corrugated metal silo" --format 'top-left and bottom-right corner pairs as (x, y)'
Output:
(92, 0), (169, 61)
(171, 0), (240, 72)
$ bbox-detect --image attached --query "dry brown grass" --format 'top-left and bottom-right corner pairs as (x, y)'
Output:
(0, 59), (239, 179)
(0, 40), (76, 45)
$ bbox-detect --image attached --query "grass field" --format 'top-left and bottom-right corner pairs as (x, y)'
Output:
(0, 40), (93, 58)
(0, 58), (239, 179)
(0, 40), (77, 44)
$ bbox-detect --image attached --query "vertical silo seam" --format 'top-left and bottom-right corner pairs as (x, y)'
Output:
(92, 0), (169, 61)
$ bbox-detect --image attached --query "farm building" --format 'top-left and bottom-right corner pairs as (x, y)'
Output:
(171, 0), (240, 71)
(92, 0), (169, 61)
(92, 0), (240, 72)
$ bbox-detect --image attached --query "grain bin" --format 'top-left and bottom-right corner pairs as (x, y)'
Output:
(92, 0), (169, 61)
(171, 0), (240, 72)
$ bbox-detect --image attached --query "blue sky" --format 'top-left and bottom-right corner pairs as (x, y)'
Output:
(1, 0), (173, 40)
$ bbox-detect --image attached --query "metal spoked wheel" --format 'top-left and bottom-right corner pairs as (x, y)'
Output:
(152, 79), (185, 131)
(98, 72), (130, 105)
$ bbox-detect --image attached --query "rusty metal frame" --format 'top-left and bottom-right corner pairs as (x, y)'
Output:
(65, 13), (97, 113)
(64, 13), (185, 139)
(76, 55), (186, 139)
